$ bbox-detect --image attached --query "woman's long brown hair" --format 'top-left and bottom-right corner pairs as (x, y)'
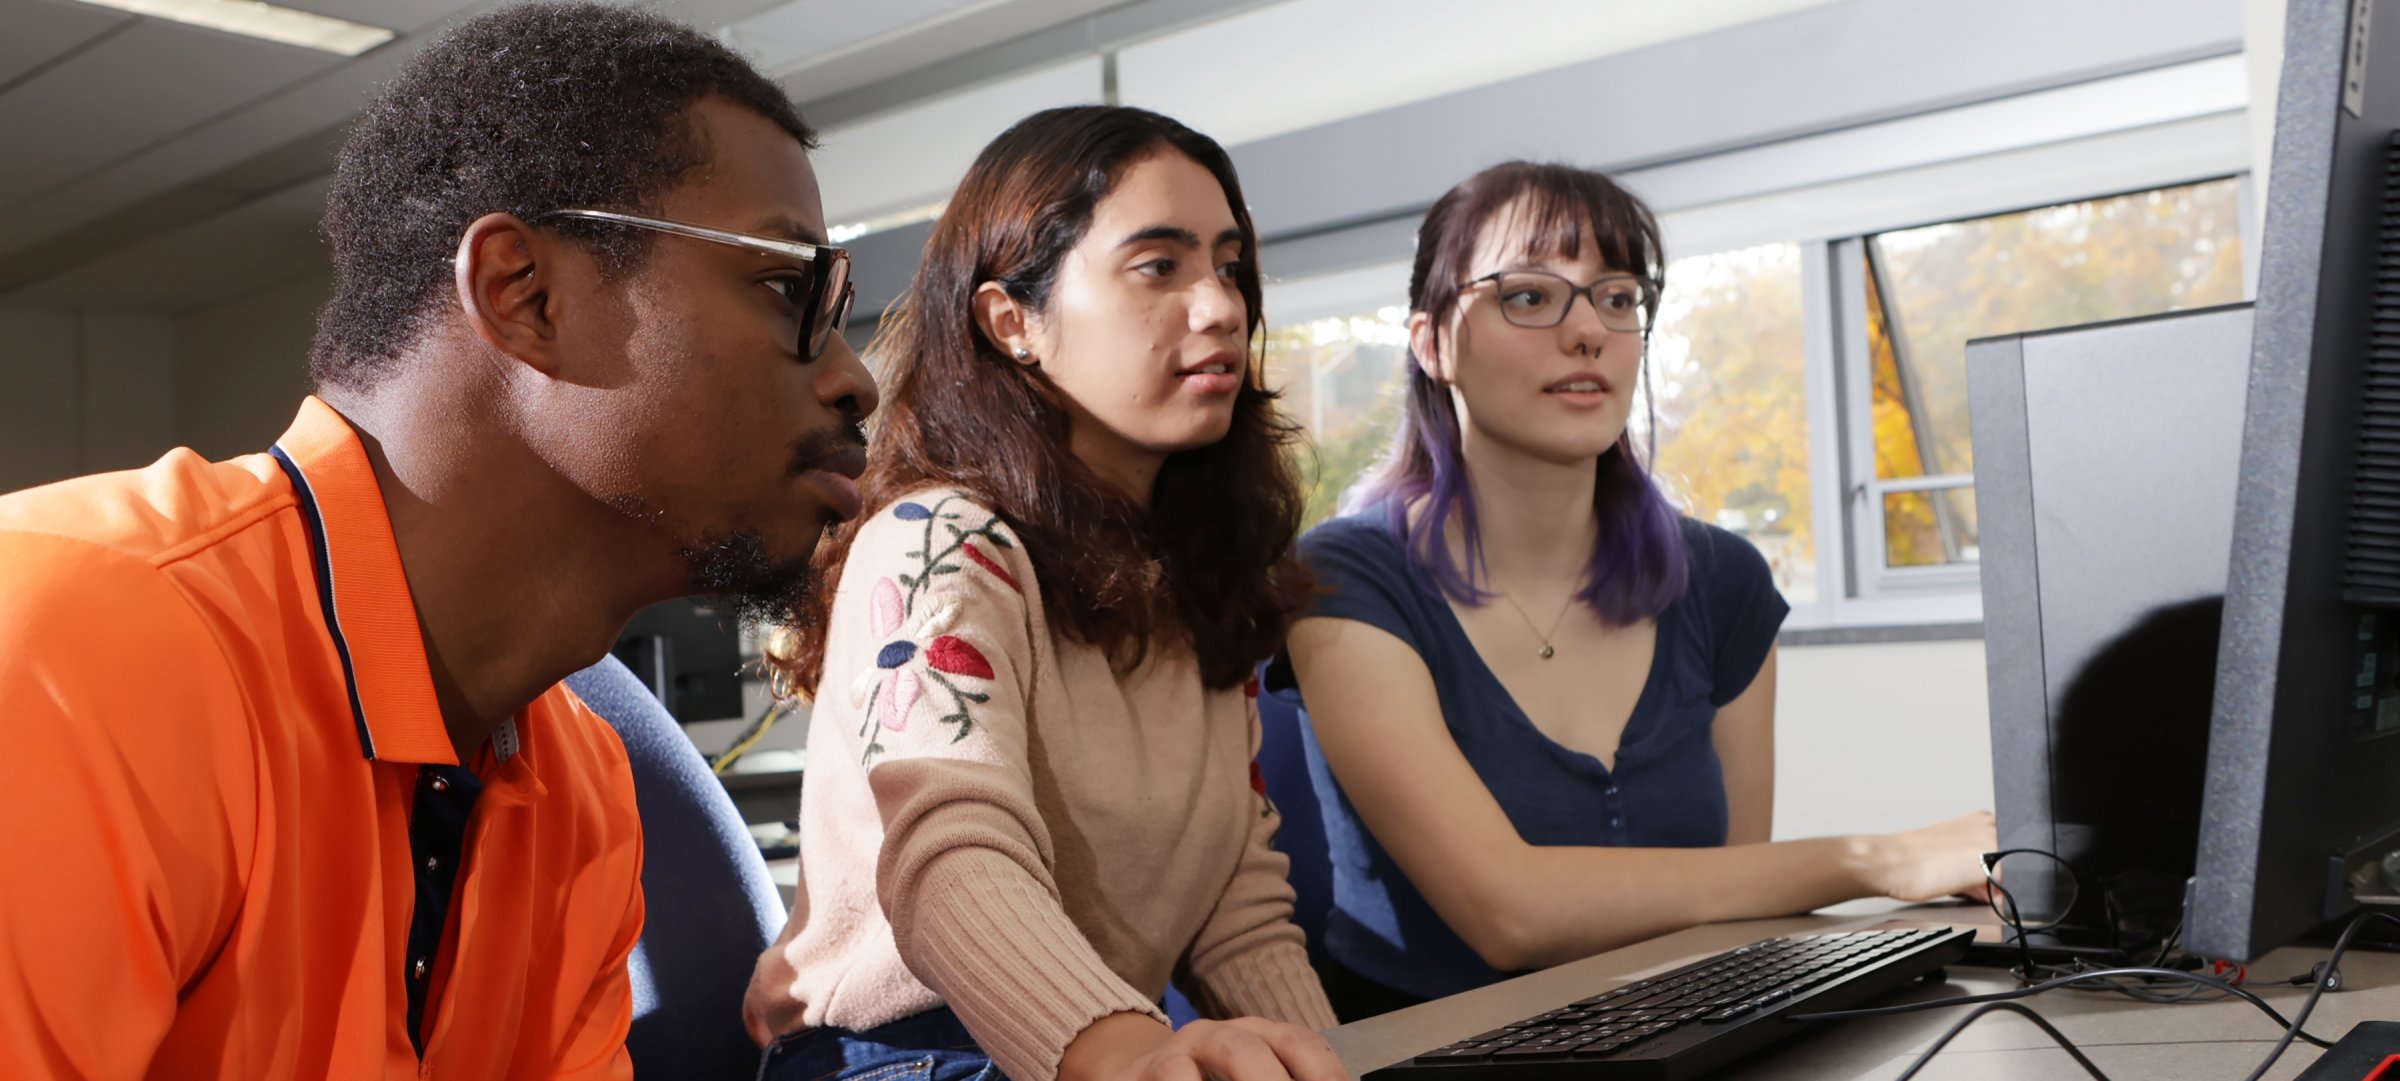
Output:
(773, 105), (1312, 694)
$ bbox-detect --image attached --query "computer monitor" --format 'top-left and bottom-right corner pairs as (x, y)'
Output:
(1970, 304), (2255, 952)
(2184, 0), (2400, 962)
(611, 598), (749, 724)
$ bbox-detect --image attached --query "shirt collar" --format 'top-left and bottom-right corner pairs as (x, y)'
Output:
(270, 396), (462, 765)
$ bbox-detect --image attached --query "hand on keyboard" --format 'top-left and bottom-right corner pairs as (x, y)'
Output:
(1063, 1012), (1350, 1081)
(1860, 810), (1997, 903)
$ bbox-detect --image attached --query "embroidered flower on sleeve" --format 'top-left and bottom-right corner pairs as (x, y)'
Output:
(1243, 675), (1278, 819)
(853, 496), (1022, 765)
(1249, 758), (1279, 821)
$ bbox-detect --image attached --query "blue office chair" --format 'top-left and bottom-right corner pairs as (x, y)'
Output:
(1254, 660), (1334, 966)
(567, 656), (786, 1079)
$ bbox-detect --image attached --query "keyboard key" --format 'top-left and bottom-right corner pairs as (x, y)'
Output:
(1617, 1026), (1669, 1049)
(1490, 1044), (1570, 1061)
(1413, 1046), (1491, 1062)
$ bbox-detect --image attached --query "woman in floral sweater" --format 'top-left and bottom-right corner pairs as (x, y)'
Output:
(743, 105), (1343, 1081)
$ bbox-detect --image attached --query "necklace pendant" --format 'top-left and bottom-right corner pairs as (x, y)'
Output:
(1538, 644), (1556, 660)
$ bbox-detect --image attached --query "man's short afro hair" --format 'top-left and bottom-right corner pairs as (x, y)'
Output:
(309, 2), (815, 389)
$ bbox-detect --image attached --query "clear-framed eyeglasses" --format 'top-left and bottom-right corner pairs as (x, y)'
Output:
(538, 208), (855, 359)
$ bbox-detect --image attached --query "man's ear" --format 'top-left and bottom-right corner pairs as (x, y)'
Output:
(971, 281), (1041, 368)
(453, 213), (563, 374)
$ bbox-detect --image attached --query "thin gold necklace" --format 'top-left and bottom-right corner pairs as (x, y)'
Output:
(1495, 589), (1578, 660)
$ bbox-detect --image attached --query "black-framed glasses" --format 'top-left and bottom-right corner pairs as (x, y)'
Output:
(1983, 848), (2082, 935)
(539, 208), (855, 359)
(1463, 270), (1659, 334)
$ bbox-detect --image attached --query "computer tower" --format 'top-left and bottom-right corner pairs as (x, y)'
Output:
(1970, 303), (2254, 944)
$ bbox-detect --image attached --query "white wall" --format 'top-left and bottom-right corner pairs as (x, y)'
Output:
(0, 304), (177, 494)
(0, 273), (318, 497)
(175, 273), (324, 461)
(0, 306), (81, 494)
(1773, 639), (1993, 843)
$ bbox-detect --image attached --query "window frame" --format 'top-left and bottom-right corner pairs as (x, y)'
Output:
(1834, 235), (1981, 603)
(1823, 171), (2255, 624)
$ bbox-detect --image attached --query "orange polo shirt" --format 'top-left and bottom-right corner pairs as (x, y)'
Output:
(0, 397), (643, 1080)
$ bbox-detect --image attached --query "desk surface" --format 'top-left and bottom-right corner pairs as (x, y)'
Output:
(1325, 906), (2400, 1080)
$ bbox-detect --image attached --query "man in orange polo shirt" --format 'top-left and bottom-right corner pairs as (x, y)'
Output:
(0, 5), (873, 1078)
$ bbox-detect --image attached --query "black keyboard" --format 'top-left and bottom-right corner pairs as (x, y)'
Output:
(1368, 926), (1974, 1080)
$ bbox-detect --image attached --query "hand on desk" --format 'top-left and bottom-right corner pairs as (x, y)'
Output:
(1856, 810), (1998, 904)
(1061, 1011), (1350, 1081)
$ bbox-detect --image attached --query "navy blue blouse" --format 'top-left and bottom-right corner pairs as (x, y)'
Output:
(1265, 509), (1788, 1000)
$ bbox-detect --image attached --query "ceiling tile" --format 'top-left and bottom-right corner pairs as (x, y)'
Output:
(3, 174), (331, 312)
(763, 0), (1118, 103)
(1117, 0), (1841, 148)
(0, 0), (132, 88)
(271, 0), (489, 36)
(0, 19), (340, 206)
(725, 0), (993, 72)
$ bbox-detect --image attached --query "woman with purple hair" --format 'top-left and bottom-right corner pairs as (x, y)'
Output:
(1267, 161), (1998, 1020)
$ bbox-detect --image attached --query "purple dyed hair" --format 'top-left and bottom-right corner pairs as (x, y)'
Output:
(1354, 160), (1689, 624)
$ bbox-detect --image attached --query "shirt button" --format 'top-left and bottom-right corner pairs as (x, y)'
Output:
(1605, 785), (1620, 797)
(430, 776), (449, 793)
(411, 957), (429, 981)
(423, 855), (441, 873)
(1610, 816), (1626, 829)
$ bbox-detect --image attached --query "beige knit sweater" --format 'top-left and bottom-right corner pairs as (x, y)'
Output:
(743, 489), (1335, 1081)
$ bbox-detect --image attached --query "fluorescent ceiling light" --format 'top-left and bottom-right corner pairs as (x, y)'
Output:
(75, 0), (396, 56)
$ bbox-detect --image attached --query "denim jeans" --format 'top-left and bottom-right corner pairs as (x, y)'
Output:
(758, 1006), (1006, 1081)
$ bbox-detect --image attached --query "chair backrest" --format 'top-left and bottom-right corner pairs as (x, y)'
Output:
(1254, 662), (1333, 961)
(567, 656), (785, 1078)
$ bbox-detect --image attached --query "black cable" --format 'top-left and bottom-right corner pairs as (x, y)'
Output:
(1781, 846), (2385, 1080)
(1982, 848), (2066, 981)
(1785, 965), (2336, 1049)
(1982, 849), (2205, 1002)
(1792, 910), (2400, 1081)
(1892, 1002), (2114, 1081)
(2151, 919), (2185, 969)
(2238, 911), (2400, 1081)
(2051, 959), (2221, 1005)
